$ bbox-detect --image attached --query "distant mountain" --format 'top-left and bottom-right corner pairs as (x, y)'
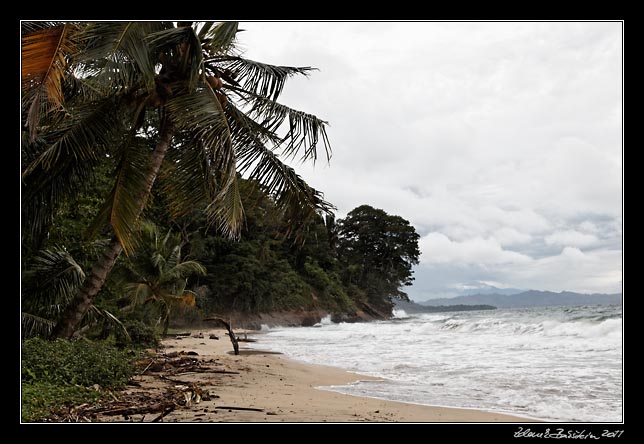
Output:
(454, 285), (524, 297)
(419, 290), (622, 308)
(394, 299), (496, 314)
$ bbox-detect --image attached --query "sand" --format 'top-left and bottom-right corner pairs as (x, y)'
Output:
(99, 328), (536, 423)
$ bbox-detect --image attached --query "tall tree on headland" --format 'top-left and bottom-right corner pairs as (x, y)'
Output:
(21, 21), (333, 338)
(337, 205), (420, 311)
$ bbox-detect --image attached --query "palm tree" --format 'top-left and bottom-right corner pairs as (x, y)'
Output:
(118, 223), (206, 335)
(21, 247), (126, 339)
(21, 21), (334, 338)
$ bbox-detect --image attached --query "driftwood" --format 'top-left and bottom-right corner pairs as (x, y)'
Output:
(101, 400), (175, 417)
(215, 406), (264, 412)
(203, 317), (239, 355)
(151, 405), (175, 422)
(237, 332), (256, 342)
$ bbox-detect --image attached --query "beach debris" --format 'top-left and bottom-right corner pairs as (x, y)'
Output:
(209, 334), (219, 340)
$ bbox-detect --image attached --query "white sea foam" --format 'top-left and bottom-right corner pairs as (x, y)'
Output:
(391, 308), (409, 319)
(250, 304), (622, 422)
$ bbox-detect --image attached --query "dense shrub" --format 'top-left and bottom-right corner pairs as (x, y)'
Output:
(21, 338), (135, 387)
(115, 319), (161, 348)
(21, 338), (139, 422)
(21, 382), (102, 422)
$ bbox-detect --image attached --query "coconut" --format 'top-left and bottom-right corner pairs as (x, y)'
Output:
(207, 76), (223, 90)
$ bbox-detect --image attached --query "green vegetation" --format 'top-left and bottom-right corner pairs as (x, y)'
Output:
(337, 205), (421, 313)
(21, 338), (139, 422)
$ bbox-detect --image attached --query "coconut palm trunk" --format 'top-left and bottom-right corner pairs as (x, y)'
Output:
(52, 123), (175, 338)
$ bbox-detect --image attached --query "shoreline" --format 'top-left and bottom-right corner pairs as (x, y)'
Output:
(106, 328), (537, 423)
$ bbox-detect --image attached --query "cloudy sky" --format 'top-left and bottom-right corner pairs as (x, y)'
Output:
(237, 21), (622, 301)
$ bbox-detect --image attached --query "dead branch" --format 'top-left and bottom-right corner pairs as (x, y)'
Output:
(203, 317), (239, 355)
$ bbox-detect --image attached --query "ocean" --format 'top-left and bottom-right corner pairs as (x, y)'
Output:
(249, 304), (623, 422)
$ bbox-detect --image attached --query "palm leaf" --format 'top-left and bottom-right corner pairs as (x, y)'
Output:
(206, 173), (245, 239)
(166, 85), (244, 238)
(225, 100), (334, 215)
(209, 56), (314, 101)
(201, 21), (239, 55)
(86, 305), (130, 341)
(157, 137), (218, 219)
(79, 21), (166, 90)
(22, 23), (79, 140)
(165, 261), (207, 282)
(124, 282), (153, 307)
(22, 97), (123, 179)
(86, 135), (151, 255)
(21, 312), (56, 339)
(227, 86), (331, 162)
(147, 25), (204, 90)
(21, 248), (85, 319)
(166, 87), (234, 171)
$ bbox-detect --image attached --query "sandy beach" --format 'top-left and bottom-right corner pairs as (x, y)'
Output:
(89, 328), (535, 423)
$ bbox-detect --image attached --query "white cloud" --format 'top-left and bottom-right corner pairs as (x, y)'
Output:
(419, 233), (532, 266)
(493, 227), (532, 246)
(545, 230), (600, 248)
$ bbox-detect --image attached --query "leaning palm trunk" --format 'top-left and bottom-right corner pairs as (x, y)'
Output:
(52, 123), (175, 338)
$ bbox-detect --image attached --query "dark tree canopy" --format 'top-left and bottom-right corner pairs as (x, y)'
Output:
(336, 205), (420, 308)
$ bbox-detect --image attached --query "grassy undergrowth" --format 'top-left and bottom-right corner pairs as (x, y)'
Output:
(21, 338), (141, 422)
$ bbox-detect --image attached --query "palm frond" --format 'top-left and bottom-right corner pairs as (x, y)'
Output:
(238, 140), (334, 213)
(166, 85), (234, 169)
(157, 137), (218, 220)
(79, 21), (166, 90)
(201, 21), (239, 55)
(165, 242), (182, 271)
(87, 136), (151, 255)
(21, 21), (64, 34)
(210, 56), (314, 101)
(22, 248), (85, 319)
(22, 97), (123, 179)
(22, 23), (79, 140)
(86, 305), (130, 341)
(124, 282), (153, 307)
(165, 261), (207, 281)
(227, 86), (331, 163)
(206, 173), (245, 239)
(147, 25), (204, 90)
(225, 99), (282, 146)
(166, 85), (243, 237)
(21, 312), (56, 339)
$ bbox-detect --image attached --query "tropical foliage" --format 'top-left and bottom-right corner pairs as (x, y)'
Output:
(21, 21), (333, 338)
(116, 223), (206, 335)
(337, 205), (421, 311)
